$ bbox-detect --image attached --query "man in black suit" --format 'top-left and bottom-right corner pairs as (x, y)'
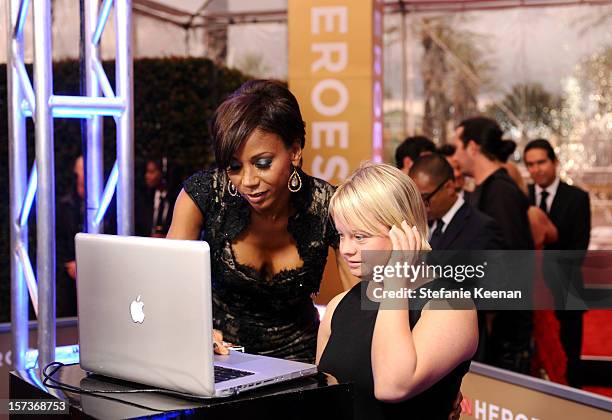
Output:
(135, 157), (177, 237)
(410, 154), (502, 362)
(524, 138), (591, 388)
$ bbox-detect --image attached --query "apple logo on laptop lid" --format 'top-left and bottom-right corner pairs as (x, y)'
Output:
(130, 295), (145, 323)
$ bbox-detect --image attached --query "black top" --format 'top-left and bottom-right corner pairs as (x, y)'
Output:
(184, 167), (339, 362)
(318, 283), (471, 420)
(470, 168), (534, 250)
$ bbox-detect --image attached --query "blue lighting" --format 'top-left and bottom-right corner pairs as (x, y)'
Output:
(19, 162), (37, 227)
(92, 0), (115, 46)
(25, 345), (80, 370)
(21, 102), (33, 117)
(151, 410), (196, 419)
(13, 0), (31, 39)
(95, 161), (118, 226)
(26, 367), (46, 391)
(52, 107), (123, 119)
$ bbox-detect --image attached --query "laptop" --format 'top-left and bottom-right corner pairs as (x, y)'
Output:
(75, 233), (317, 397)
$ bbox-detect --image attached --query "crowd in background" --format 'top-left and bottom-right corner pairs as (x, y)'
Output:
(396, 117), (590, 388)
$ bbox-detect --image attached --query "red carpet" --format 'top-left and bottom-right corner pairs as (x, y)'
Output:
(583, 386), (612, 398)
(582, 310), (612, 357)
(533, 309), (612, 397)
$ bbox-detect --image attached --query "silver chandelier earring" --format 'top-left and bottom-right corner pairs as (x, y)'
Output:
(288, 166), (302, 193)
(228, 180), (238, 197)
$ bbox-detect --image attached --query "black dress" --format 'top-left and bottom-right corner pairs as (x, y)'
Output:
(319, 283), (470, 420)
(184, 167), (339, 363)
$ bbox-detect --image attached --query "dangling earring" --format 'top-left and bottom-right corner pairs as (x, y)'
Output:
(288, 166), (302, 193)
(228, 180), (238, 197)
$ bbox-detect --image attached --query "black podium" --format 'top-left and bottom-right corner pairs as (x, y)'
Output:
(9, 364), (353, 419)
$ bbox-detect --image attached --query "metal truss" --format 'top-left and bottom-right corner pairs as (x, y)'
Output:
(6, 0), (133, 370)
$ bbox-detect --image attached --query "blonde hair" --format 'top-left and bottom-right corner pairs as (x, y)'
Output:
(329, 162), (431, 250)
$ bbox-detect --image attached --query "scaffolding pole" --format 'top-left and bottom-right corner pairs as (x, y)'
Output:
(7, 0), (134, 371)
(32, 0), (57, 369)
(115, 0), (135, 235)
(84, 0), (104, 234)
(7, 0), (30, 371)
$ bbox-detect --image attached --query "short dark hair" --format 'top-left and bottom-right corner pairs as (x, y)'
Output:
(524, 138), (556, 161)
(437, 144), (456, 157)
(211, 80), (306, 169)
(146, 157), (165, 173)
(395, 136), (436, 169)
(409, 153), (455, 186)
(457, 116), (516, 162)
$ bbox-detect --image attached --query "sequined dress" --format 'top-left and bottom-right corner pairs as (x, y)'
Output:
(183, 167), (339, 362)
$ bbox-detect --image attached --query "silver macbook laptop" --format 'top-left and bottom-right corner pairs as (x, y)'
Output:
(75, 233), (317, 397)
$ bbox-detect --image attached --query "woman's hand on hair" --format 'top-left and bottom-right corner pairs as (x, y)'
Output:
(383, 220), (423, 291)
(388, 220), (422, 253)
(388, 220), (423, 267)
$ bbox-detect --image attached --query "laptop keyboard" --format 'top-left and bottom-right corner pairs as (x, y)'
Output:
(214, 365), (255, 383)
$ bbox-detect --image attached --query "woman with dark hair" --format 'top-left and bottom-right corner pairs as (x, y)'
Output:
(167, 80), (351, 362)
(489, 135), (529, 196)
(452, 116), (534, 374)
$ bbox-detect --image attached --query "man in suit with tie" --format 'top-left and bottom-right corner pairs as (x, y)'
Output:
(409, 154), (501, 252)
(410, 154), (502, 362)
(524, 138), (591, 388)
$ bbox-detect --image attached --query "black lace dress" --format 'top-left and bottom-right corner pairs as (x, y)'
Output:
(183, 167), (339, 363)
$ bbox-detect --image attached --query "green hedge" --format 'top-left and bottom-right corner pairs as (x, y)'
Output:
(0, 58), (249, 322)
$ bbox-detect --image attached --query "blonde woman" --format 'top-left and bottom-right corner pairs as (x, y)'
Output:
(317, 162), (478, 420)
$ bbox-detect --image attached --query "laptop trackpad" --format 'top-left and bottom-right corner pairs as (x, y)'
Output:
(214, 352), (259, 366)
